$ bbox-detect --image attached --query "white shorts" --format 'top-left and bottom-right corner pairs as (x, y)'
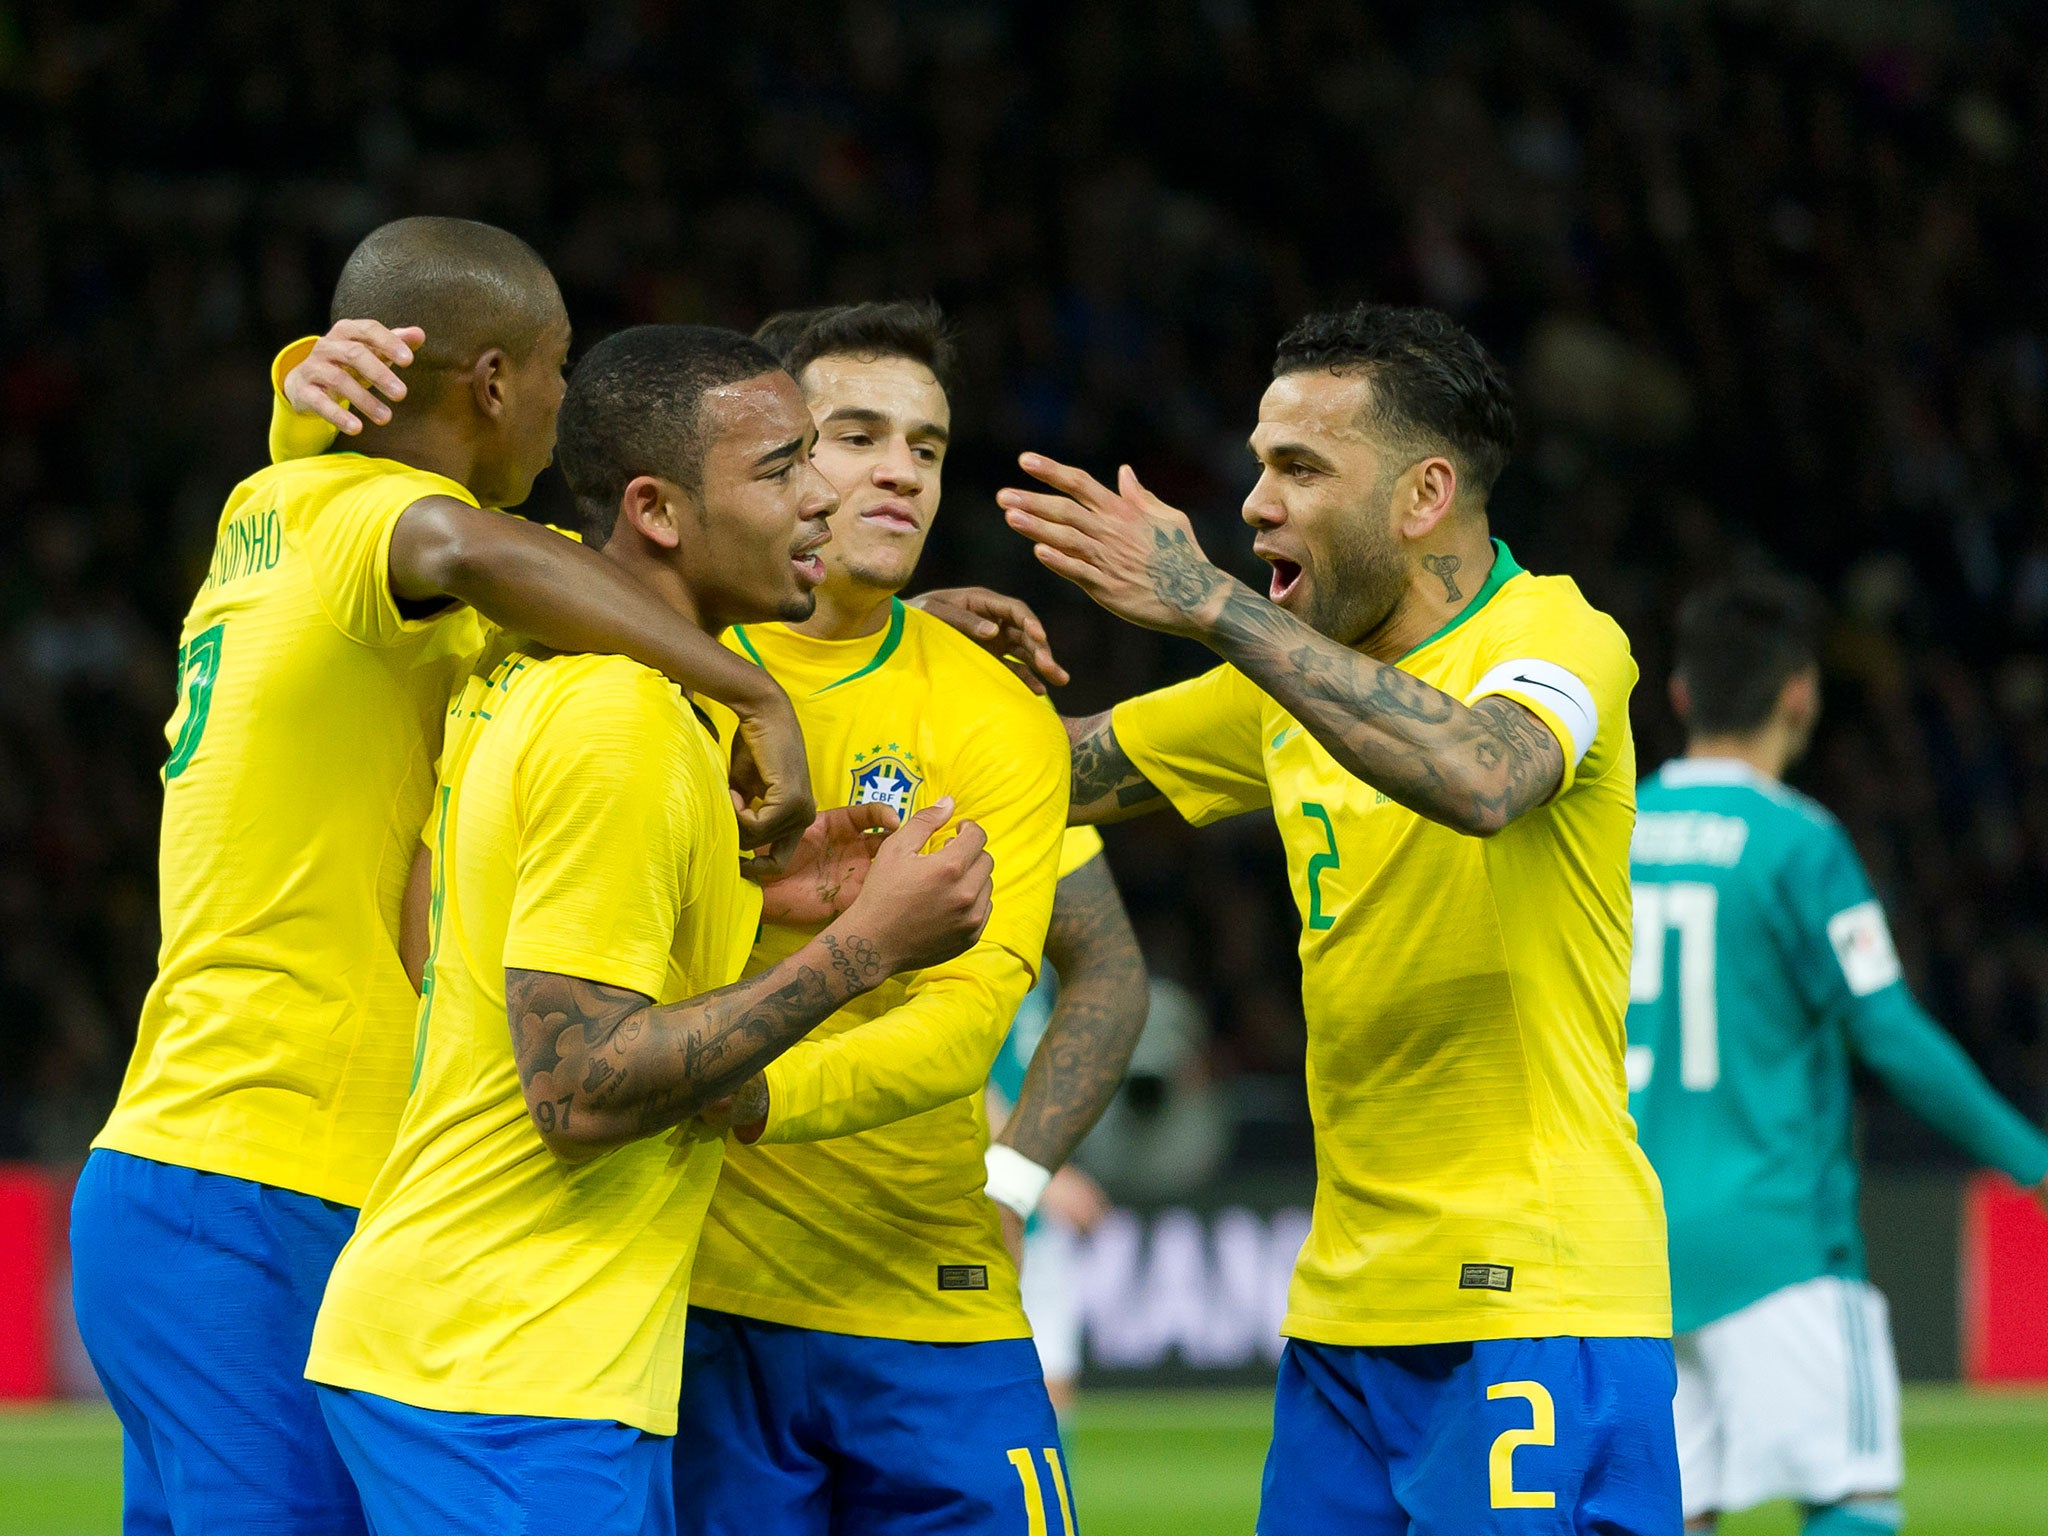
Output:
(1673, 1276), (1904, 1519)
(1020, 1218), (1082, 1383)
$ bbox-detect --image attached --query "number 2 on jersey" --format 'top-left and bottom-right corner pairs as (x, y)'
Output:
(1629, 880), (1719, 1090)
(164, 623), (224, 780)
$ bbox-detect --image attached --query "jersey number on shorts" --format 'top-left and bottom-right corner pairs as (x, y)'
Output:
(164, 623), (224, 780)
(1629, 880), (1720, 1090)
(1486, 1380), (1557, 1510)
(1006, 1446), (1076, 1536)
(1302, 801), (1340, 930)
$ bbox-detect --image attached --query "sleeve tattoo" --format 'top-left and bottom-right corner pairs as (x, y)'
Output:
(1001, 856), (1149, 1170)
(1066, 711), (1164, 825)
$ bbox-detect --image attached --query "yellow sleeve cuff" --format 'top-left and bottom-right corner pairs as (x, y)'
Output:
(267, 337), (341, 464)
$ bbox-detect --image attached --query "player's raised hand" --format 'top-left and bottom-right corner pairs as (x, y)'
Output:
(840, 797), (994, 974)
(998, 456), (1230, 636)
(908, 585), (1071, 693)
(751, 801), (899, 926)
(729, 688), (821, 877)
(283, 319), (424, 435)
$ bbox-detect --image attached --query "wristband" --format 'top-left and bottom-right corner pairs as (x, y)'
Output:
(983, 1144), (1053, 1219)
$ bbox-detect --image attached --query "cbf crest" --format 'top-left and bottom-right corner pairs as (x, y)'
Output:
(849, 744), (923, 817)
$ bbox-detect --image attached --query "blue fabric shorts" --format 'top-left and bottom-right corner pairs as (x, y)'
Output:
(69, 1148), (365, 1536)
(317, 1385), (674, 1536)
(1258, 1335), (1681, 1536)
(673, 1308), (1074, 1535)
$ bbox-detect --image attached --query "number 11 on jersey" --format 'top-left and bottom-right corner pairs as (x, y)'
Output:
(1629, 880), (1720, 1091)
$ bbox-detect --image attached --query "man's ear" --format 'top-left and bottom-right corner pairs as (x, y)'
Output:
(469, 349), (509, 419)
(1669, 672), (1692, 724)
(1779, 666), (1821, 730)
(1396, 456), (1460, 540)
(619, 475), (686, 549)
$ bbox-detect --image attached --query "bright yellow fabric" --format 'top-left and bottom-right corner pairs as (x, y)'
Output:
(1112, 558), (1669, 1345)
(307, 651), (757, 1433)
(1057, 825), (1105, 879)
(691, 605), (1068, 1341)
(268, 338), (336, 463)
(95, 454), (491, 1206)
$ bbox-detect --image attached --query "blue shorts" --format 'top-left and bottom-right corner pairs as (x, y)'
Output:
(673, 1308), (1074, 1535)
(317, 1385), (673, 1536)
(1258, 1336), (1681, 1536)
(69, 1149), (365, 1536)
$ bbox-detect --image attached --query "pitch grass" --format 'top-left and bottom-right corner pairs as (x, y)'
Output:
(1, 1387), (2043, 1534)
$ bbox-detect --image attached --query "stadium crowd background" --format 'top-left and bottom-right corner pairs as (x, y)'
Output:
(3, 0), (2046, 1178)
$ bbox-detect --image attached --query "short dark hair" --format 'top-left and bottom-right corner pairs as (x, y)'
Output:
(330, 217), (562, 401)
(1673, 570), (1823, 736)
(554, 325), (785, 545)
(754, 299), (954, 390)
(1273, 304), (1517, 497)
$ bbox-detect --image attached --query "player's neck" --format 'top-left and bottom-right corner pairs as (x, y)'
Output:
(600, 539), (709, 634)
(347, 416), (492, 503)
(1362, 524), (1499, 664)
(1684, 732), (1790, 783)
(785, 579), (895, 642)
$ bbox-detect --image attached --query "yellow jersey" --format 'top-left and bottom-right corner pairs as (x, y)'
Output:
(1113, 543), (1668, 1345)
(95, 453), (493, 1206)
(689, 601), (1069, 1341)
(307, 650), (756, 1433)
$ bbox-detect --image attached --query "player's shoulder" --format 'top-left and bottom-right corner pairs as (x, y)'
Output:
(514, 651), (692, 734)
(254, 452), (476, 521)
(900, 605), (1063, 730)
(1489, 564), (1630, 655)
(1640, 758), (1844, 856)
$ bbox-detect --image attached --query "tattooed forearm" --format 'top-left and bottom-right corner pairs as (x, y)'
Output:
(504, 933), (882, 1159)
(1065, 711), (1165, 825)
(1000, 856), (1149, 1170)
(1200, 575), (1565, 835)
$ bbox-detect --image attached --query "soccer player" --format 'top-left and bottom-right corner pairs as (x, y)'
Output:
(999, 302), (1680, 1534)
(670, 301), (1104, 1536)
(68, 218), (811, 1536)
(1627, 573), (2048, 1535)
(304, 323), (995, 1536)
(984, 822), (1143, 1415)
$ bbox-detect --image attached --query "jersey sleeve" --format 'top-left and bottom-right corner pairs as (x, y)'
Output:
(757, 690), (1070, 1144)
(1464, 586), (1638, 798)
(1110, 664), (1272, 825)
(1057, 825), (1104, 879)
(298, 476), (472, 648)
(268, 337), (342, 464)
(1783, 822), (2048, 1185)
(501, 670), (700, 1001)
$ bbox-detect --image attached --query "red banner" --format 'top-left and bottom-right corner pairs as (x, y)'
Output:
(1960, 1172), (2048, 1383)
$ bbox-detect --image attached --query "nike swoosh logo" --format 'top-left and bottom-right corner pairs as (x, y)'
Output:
(1272, 727), (1300, 748)
(1511, 673), (1577, 703)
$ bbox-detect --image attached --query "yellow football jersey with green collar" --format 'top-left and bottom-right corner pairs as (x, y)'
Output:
(1112, 542), (1669, 1345)
(690, 600), (1069, 1341)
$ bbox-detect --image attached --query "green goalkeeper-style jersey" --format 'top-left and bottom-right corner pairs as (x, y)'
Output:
(1627, 757), (2048, 1334)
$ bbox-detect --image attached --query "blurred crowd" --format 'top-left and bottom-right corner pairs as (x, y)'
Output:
(4, 0), (2047, 1165)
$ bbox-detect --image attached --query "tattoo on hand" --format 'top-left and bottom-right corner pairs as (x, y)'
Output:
(1147, 526), (1227, 616)
(1422, 554), (1463, 602)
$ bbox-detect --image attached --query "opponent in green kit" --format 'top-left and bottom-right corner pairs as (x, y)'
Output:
(1626, 573), (2048, 1535)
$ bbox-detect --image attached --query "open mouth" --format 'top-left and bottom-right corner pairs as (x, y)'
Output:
(791, 530), (831, 586)
(1267, 557), (1304, 603)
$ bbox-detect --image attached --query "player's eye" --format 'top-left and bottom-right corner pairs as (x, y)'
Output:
(840, 433), (872, 448)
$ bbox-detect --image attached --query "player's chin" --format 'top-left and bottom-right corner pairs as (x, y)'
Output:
(775, 587), (819, 623)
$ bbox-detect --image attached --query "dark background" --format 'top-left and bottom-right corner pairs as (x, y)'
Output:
(4, 0), (2046, 1169)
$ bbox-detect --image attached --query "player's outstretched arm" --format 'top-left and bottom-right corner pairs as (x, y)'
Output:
(505, 801), (992, 1163)
(1064, 710), (1165, 824)
(1001, 456), (1561, 835)
(387, 495), (815, 864)
(999, 852), (1148, 1172)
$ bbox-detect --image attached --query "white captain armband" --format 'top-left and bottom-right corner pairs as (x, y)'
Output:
(983, 1143), (1053, 1219)
(1467, 658), (1599, 768)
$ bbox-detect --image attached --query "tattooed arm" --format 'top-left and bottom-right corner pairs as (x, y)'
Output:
(507, 800), (994, 1162)
(1065, 711), (1165, 824)
(998, 853), (1149, 1170)
(1001, 457), (1563, 836)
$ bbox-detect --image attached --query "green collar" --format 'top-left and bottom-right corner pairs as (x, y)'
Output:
(732, 597), (907, 695)
(1396, 539), (1523, 663)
